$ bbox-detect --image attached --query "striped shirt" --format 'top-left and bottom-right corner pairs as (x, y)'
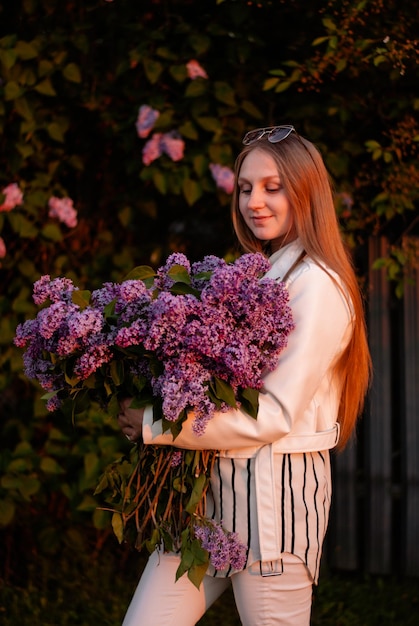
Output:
(205, 449), (331, 583)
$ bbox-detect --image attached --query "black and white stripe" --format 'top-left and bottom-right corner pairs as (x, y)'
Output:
(206, 450), (331, 583)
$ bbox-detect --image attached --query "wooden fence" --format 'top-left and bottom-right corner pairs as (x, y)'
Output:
(326, 236), (419, 577)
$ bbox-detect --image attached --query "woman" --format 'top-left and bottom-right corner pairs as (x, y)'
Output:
(118, 125), (371, 625)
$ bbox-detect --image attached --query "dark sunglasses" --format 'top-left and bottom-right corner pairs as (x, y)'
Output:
(242, 125), (295, 146)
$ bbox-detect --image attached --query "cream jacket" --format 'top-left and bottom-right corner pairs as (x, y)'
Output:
(143, 239), (353, 455)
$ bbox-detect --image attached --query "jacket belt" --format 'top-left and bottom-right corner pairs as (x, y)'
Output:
(218, 423), (340, 459)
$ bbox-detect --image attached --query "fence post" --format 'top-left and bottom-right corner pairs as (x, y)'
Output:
(365, 236), (393, 574)
(402, 236), (419, 575)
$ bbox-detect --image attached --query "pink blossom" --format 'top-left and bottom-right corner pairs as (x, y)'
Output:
(142, 133), (164, 165)
(186, 60), (208, 80)
(209, 163), (235, 194)
(0, 183), (23, 212)
(135, 104), (160, 138)
(48, 196), (78, 228)
(0, 237), (6, 258)
(161, 132), (185, 162)
(142, 132), (185, 165)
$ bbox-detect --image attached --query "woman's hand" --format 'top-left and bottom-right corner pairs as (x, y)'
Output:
(118, 397), (145, 443)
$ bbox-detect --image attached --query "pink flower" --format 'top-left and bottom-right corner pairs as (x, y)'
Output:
(48, 196), (78, 228)
(186, 60), (208, 80)
(0, 183), (23, 212)
(142, 132), (185, 165)
(209, 163), (235, 194)
(0, 237), (6, 258)
(142, 133), (164, 165)
(135, 104), (160, 139)
(161, 132), (185, 162)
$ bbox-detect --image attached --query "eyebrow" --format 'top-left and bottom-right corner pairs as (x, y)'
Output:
(238, 175), (281, 184)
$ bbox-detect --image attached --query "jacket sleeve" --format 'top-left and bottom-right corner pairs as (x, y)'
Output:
(142, 260), (353, 450)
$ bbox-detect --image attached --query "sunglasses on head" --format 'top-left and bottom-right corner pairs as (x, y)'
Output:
(242, 125), (295, 146)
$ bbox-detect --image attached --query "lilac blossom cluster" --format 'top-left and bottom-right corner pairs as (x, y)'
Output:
(194, 519), (247, 571)
(14, 275), (153, 411)
(14, 252), (294, 431)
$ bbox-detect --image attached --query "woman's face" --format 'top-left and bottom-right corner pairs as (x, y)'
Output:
(238, 148), (295, 252)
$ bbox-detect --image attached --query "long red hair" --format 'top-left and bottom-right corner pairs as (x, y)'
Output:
(231, 133), (371, 448)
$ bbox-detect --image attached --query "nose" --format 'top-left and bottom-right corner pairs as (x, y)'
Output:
(247, 187), (265, 210)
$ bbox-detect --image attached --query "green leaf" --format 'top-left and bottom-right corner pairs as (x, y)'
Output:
(182, 178), (202, 206)
(263, 77), (279, 91)
(72, 289), (91, 309)
(214, 81), (236, 106)
(63, 62), (82, 83)
(167, 264), (191, 284)
(18, 476), (41, 500)
(0, 499), (15, 526)
(4, 81), (24, 100)
(169, 64), (187, 83)
(188, 562), (209, 589)
(184, 80), (208, 98)
(143, 58), (163, 84)
(110, 360), (124, 386)
(196, 116), (220, 132)
(47, 121), (66, 142)
(211, 377), (237, 408)
(275, 81), (291, 93)
(0, 48), (17, 70)
(111, 511), (124, 543)
(152, 169), (167, 195)
(41, 223), (63, 241)
(145, 528), (161, 553)
(16, 40), (38, 60)
(34, 78), (57, 96)
(238, 387), (259, 419)
(185, 473), (207, 514)
(124, 265), (156, 283)
(8, 213), (38, 238)
(40, 457), (65, 474)
(14, 97), (33, 120)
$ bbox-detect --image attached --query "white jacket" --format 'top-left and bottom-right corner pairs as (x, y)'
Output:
(143, 239), (352, 455)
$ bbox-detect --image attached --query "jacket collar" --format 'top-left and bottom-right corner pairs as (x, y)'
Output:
(265, 238), (305, 281)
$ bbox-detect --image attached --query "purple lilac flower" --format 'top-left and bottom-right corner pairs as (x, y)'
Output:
(186, 59), (208, 80)
(91, 282), (121, 308)
(114, 280), (152, 321)
(56, 334), (81, 357)
(226, 531), (247, 570)
(46, 395), (62, 412)
(37, 301), (77, 340)
(135, 104), (160, 139)
(145, 292), (199, 356)
(14, 318), (39, 348)
(161, 132), (185, 162)
(154, 252), (191, 291)
(154, 359), (208, 422)
(194, 520), (247, 571)
(67, 307), (104, 339)
(32, 275), (77, 305)
(48, 196), (78, 228)
(142, 133), (164, 165)
(209, 163), (235, 194)
(170, 450), (183, 468)
(115, 318), (149, 348)
(73, 344), (112, 380)
(0, 182), (23, 212)
(191, 255), (226, 276)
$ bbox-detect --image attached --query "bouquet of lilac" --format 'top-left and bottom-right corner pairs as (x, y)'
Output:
(14, 251), (294, 587)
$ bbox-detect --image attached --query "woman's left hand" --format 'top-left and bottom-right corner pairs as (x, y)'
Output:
(118, 397), (144, 443)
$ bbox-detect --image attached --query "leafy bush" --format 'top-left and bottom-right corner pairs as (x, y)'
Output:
(1, 0), (418, 585)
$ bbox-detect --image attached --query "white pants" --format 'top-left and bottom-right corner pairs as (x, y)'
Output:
(122, 551), (313, 626)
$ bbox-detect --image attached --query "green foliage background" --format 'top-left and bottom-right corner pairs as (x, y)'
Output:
(1, 0), (418, 596)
